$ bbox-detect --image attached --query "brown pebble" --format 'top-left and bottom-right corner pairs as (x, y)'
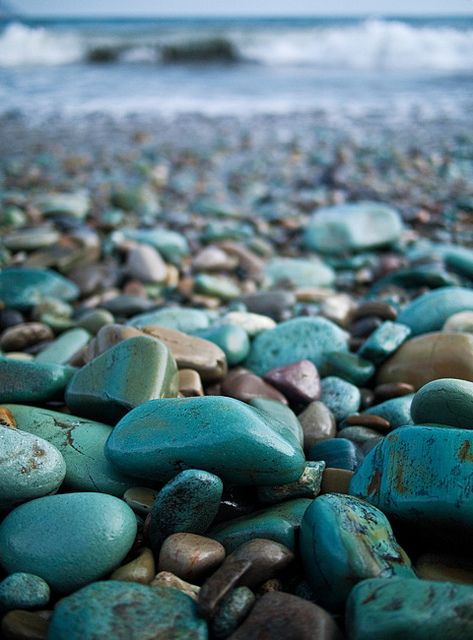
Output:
(0, 323), (54, 352)
(0, 406), (17, 428)
(110, 547), (155, 584)
(178, 369), (204, 397)
(320, 468), (354, 495)
(123, 487), (157, 515)
(345, 413), (391, 433)
(298, 401), (336, 451)
(349, 316), (382, 339)
(221, 369), (288, 405)
(415, 553), (473, 585)
(158, 533), (226, 582)
(1, 610), (50, 640)
(257, 578), (282, 594)
(150, 571), (200, 601)
(198, 559), (252, 619)
(351, 302), (398, 322)
(229, 539), (294, 588)
(374, 382), (415, 401)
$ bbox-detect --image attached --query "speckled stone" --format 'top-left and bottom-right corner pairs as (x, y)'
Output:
(0, 425), (66, 510)
(0, 268), (79, 310)
(105, 396), (305, 486)
(320, 376), (361, 422)
(193, 325), (250, 367)
(0, 573), (50, 614)
(0, 493), (137, 593)
(358, 321), (411, 365)
(158, 534), (226, 582)
(346, 577), (473, 640)
(149, 469), (223, 550)
(411, 378), (473, 428)
(35, 328), (90, 364)
(48, 581), (207, 640)
(0, 358), (75, 404)
(300, 494), (414, 610)
(308, 438), (358, 471)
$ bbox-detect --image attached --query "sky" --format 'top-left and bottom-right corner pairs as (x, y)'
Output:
(12, 0), (473, 17)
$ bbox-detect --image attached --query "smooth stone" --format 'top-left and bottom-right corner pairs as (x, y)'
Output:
(227, 591), (343, 640)
(363, 394), (414, 428)
(179, 369), (204, 397)
(238, 291), (296, 322)
(126, 244), (167, 283)
(304, 201), (403, 254)
(1, 609), (49, 640)
(264, 257), (335, 288)
(372, 266), (460, 292)
(123, 487), (157, 514)
(0, 493), (137, 592)
(245, 317), (349, 377)
(320, 376), (361, 423)
(35, 329), (90, 365)
(300, 494), (414, 610)
(150, 571), (200, 601)
(0, 268), (79, 310)
(338, 426), (383, 454)
(101, 294), (155, 317)
(76, 308), (114, 335)
(377, 332), (473, 389)
(320, 468), (353, 494)
(249, 398), (304, 446)
(194, 274), (240, 301)
(128, 307), (210, 332)
(117, 227), (189, 263)
(343, 413), (391, 432)
(149, 470), (223, 550)
(211, 587), (255, 639)
(0, 426), (66, 510)
(158, 533), (225, 582)
(444, 311), (473, 334)
(82, 324), (142, 362)
(197, 558), (251, 619)
(358, 321), (411, 365)
(0, 323), (54, 352)
(47, 581), (207, 640)
(346, 577), (473, 640)
(411, 378), (473, 428)
(322, 351), (375, 386)
(3, 228), (60, 251)
(0, 573), (50, 613)
(223, 311), (276, 337)
(416, 553), (473, 584)
(350, 426), (473, 530)
(66, 336), (178, 423)
(263, 360), (321, 404)
(397, 287), (473, 336)
(351, 301), (398, 322)
(105, 396), (305, 486)
(3, 404), (137, 496)
(298, 401), (337, 450)
(193, 245), (238, 271)
(0, 359), (75, 404)
(221, 370), (288, 405)
(110, 548), (155, 584)
(0, 309), (24, 331)
(36, 192), (90, 219)
(257, 461), (325, 504)
(320, 293), (356, 327)
(209, 499), (312, 553)
(193, 325), (250, 367)
(308, 438), (358, 471)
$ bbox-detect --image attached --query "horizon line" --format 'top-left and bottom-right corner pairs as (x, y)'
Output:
(3, 12), (473, 19)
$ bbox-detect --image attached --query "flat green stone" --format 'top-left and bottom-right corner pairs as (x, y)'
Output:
(411, 378), (473, 428)
(35, 328), (91, 364)
(0, 358), (75, 403)
(358, 321), (411, 365)
(0, 268), (79, 310)
(128, 307), (210, 332)
(65, 336), (178, 423)
(323, 351), (375, 385)
(264, 257), (335, 288)
(398, 287), (473, 336)
(193, 324), (250, 366)
(194, 274), (240, 301)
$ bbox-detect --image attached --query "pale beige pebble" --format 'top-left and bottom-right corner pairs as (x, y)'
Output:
(295, 287), (336, 303)
(158, 533), (226, 582)
(3, 352), (34, 361)
(0, 322), (54, 352)
(123, 487), (157, 515)
(83, 324), (143, 363)
(223, 311), (276, 337)
(126, 244), (168, 284)
(193, 246), (238, 272)
(1, 610), (51, 640)
(150, 571), (200, 601)
(79, 289), (121, 310)
(443, 311), (473, 334)
(189, 294), (222, 309)
(110, 548), (155, 584)
(165, 264), (180, 288)
(320, 468), (353, 495)
(415, 553), (473, 585)
(377, 332), (473, 390)
(319, 294), (357, 327)
(218, 241), (265, 280)
(178, 369), (204, 397)
(298, 401), (336, 451)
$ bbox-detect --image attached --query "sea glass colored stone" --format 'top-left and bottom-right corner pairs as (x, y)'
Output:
(320, 376), (361, 422)
(0, 267), (79, 310)
(411, 378), (473, 428)
(0, 358), (75, 403)
(362, 394), (414, 428)
(358, 321), (411, 365)
(35, 328), (90, 364)
(0, 573), (50, 613)
(397, 287), (473, 336)
(193, 324), (250, 366)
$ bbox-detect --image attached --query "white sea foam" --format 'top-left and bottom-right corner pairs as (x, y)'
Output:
(0, 22), (83, 65)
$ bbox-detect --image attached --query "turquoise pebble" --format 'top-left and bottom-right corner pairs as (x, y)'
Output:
(249, 398), (304, 446)
(322, 351), (375, 385)
(358, 321), (411, 365)
(0, 267), (79, 310)
(264, 257), (335, 288)
(194, 274), (240, 301)
(371, 266), (460, 292)
(210, 498), (311, 553)
(257, 461), (325, 504)
(444, 245), (473, 279)
(48, 581), (207, 640)
(300, 494), (414, 611)
(0, 572), (50, 613)
(149, 469), (223, 550)
(76, 308), (114, 335)
(0, 493), (137, 593)
(398, 287), (473, 336)
(193, 324), (250, 366)
(347, 577), (473, 640)
(36, 192), (90, 219)
(308, 438), (358, 471)
(117, 228), (189, 264)
(35, 328), (91, 364)
(0, 425), (66, 510)
(411, 378), (473, 428)
(320, 376), (361, 422)
(128, 307), (210, 332)
(245, 317), (349, 377)
(106, 396), (305, 486)
(65, 336), (178, 423)
(0, 358), (75, 404)
(363, 394), (414, 428)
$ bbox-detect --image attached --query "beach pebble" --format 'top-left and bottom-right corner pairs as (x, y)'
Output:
(211, 586), (255, 639)
(223, 311), (276, 336)
(110, 548), (155, 584)
(363, 393), (413, 427)
(179, 368), (204, 396)
(263, 359), (321, 404)
(221, 369), (288, 404)
(358, 320), (411, 365)
(398, 287), (473, 336)
(193, 324), (250, 366)
(0, 322), (54, 352)
(323, 351), (375, 386)
(128, 307), (209, 332)
(320, 376), (361, 422)
(264, 256), (335, 288)
(308, 438), (358, 471)
(257, 461), (325, 504)
(1, 609), (50, 640)
(411, 378), (473, 428)
(35, 328), (90, 364)
(126, 243), (167, 283)
(320, 468), (353, 494)
(0, 358), (75, 404)
(0, 268), (79, 310)
(443, 311), (473, 334)
(0, 573), (50, 613)
(238, 291), (296, 321)
(37, 192), (90, 219)
(158, 533), (226, 582)
(151, 571), (201, 601)
(298, 400), (337, 450)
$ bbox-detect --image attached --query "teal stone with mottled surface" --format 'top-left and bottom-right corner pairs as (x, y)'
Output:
(308, 438), (358, 471)
(65, 335), (178, 423)
(105, 396), (305, 486)
(300, 494), (414, 611)
(48, 581), (207, 640)
(323, 351), (375, 386)
(358, 321), (411, 365)
(0, 358), (75, 403)
(362, 394), (414, 428)
(35, 328), (91, 364)
(257, 461), (325, 504)
(320, 376), (361, 422)
(398, 287), (473, 336)
(193, 324), (250, 366)
(347, 577), (473, 640)
(0, 267), (79, 310)
(245, 317), (349, 377)
(411, 378), (473, 428)
(350, 426), (473, 530)
(0, 573), (50, 613)
(0, 493), (137, 593)
(3, 404), (137, 496)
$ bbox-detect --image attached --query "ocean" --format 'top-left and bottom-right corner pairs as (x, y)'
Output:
(0, 15), (472, 125)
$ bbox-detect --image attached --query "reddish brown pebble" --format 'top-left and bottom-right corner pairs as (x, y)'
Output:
(158, 533), (226, 582)
(198, 558), (252, 619)
(345, 413), (391, 432)
(221, 370), (288, 405)
(263, 360), (321, 404)
(349, 316), (382, 339)
(351, 302), (398, 322)
(374, 382), (415, 401)
(0, 406), (17, 428)
(320, 468), (354, 495)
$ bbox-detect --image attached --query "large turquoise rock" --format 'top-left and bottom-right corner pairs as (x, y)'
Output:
(347, 577), (473, 640)
(48, 581), (207, 640)
(350, 426), (473, 529)
(0, 358), (75, 404)
(105, 396), (305, 486)
(0, 572), (50, 613)
(264, 257), (335, 288)
(4, 405), (137, 496)
(300, 494), (414, 610)
(411, 378), (473, 428)
(128, 307), (210, 332)
(0, 267), (79, 310)
(0, 493), (137, 593)
(0, 425), (65, 510)
(250, 398), (304, 446)
(65, 336), (178, 423)
(362, 394), (414, 428)
(304, 202), (403, 254)
(209, 499), (311, 553)
(35, 328), (91, 365)
(193, 324), (250, 366)
(245, 317), (349, 377)
(398, 287), (473, 336)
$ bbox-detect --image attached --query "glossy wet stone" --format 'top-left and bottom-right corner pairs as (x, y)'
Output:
(0, 323), (54, 352)
(322, 352), (375, 386)
(411, 378), (473, 428)
(263, 360), (321, 404)
(158, 533), (226, 582)
(149, 469), (223, 550)
(320, 376), (361, 422)
(249, 398), (304, 446)
(346, 577), (473, 640)
(0, 493), (137, 593)
(221, 369), (288, 405)
(358, 321), (411, 365)
(0, 425), (66, 510)
(298, 400), (337, 450)
(257, 461), (325, 503)
(300, 493), (414, 610)
(308, 438), (358, 471)
(3, 404), (137, 496)
(0, 573), (50, 613)
(397, 287), (473, 336)
(110, 548), (155, 584)
(350, 426), (473, 530)
(48, 581), (207, 640)
(228, 539), (294, 588)
(35, 328), (90, 365)
(211, 586), (255, 639)
(105, 396), (305, 486)
(66, 335), (178, 423)
(193, 324), (250, 366)
(362, 394), (414, 428)
(0, 268), (79, 310)
(0, 358), (75, 404)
